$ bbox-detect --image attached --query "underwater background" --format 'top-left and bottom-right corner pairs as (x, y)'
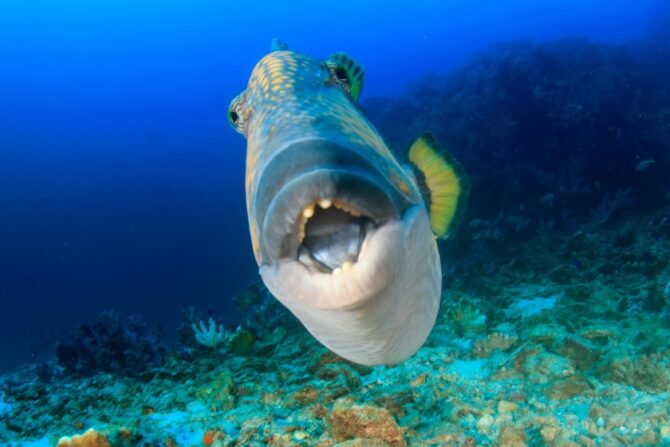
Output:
(2, 0), (670, 445)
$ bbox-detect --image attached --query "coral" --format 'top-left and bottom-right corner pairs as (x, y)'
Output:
(444, 301), (487, 337)
(603, 354), (670, 392)
(329, 400), (407, 447)
(520, 351), (575, 384)
(192, 318), (226, 348)
(56, 428), (111, 447)
(55, 311), (165, 377)
(202, 430), (216, 446)
(472, 332), (518, 358)
(290, 386), (321, 406)
(228, 327), (254, 355)
(195, 368), (235, 411)
(176, 307), (209, 349)
(499, 425), (527, 447)
(556, 337), (600, 370)
(545, 375), (592, 399)
(202, 429), (227, 446)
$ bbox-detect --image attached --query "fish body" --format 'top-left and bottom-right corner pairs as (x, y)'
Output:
(228, 45), (468, 365)
(635, 159), (655, 172)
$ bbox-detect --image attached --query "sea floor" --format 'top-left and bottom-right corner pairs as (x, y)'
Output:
(2, 219), (670, 447)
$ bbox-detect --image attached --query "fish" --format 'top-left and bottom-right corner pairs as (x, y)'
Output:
(635, 159), (655, 172)
(228, 42), (469, 366)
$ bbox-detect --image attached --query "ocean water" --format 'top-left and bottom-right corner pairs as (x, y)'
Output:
(1, 1), (670, 445)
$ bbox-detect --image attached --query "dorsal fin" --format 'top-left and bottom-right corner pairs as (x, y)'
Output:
(326, 52), (364, 101)
(270, 38), (289, 52)
(408, 132), (469, 238)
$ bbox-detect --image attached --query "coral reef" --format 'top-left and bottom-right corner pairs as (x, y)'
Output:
(366, 38), (670, 232)
(192, 318), (227, 349)
(3, 211), (670, 445)
(55, 311), (165, 377)
(228, 328), (254, 356)
(2, 36), (670, 447)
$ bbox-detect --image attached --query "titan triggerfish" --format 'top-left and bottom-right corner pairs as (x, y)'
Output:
(228, 41), (469, 366)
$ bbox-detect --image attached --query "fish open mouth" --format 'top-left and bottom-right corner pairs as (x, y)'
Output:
(297, 199), (375, 273)
(260, 198), (425, 311)
(258, 165), (401, 269)
(256, 145), (430, 312)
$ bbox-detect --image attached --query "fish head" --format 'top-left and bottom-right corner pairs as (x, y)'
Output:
(229, 48), (442, 365)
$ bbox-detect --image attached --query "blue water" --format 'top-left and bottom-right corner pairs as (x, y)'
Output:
(0, 0), (667, 370)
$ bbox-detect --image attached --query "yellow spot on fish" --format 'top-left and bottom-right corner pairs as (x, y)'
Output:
(249, 222), (261, 262)
(396, 177), (411, 195)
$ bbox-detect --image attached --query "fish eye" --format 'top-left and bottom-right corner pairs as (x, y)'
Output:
(325, 63), (352, 96)
(334, 67), (349, 84)
(325, 53), (363, 101)
(227, 96), (245, 134)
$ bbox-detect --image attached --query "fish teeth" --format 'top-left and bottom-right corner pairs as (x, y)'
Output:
(332, 199), (362, 217)
(319, 199), (332, 209)
(303, 205), (315, 219)
(297, 213), (308, 244)
(332, 267), (342, 275)
(341, 261), (353, 272)
(296, 201), (319, 247)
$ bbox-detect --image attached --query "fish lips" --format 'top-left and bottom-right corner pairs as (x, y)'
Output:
(260, 205), (408, 310)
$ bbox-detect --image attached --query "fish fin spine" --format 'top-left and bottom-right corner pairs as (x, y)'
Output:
(270, 38), (289, 52)
(408, 132), (469, 238)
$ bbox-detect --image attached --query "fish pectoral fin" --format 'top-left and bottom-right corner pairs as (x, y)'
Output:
(326, 53), (364, 101)
(408, 132), (470, 239)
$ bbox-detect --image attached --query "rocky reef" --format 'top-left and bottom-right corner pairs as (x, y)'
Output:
(366, 37), (670, 226)
(1, 208), (669, 445)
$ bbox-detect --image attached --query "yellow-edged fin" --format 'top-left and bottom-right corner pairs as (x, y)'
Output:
(408, 132), (470, 238)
